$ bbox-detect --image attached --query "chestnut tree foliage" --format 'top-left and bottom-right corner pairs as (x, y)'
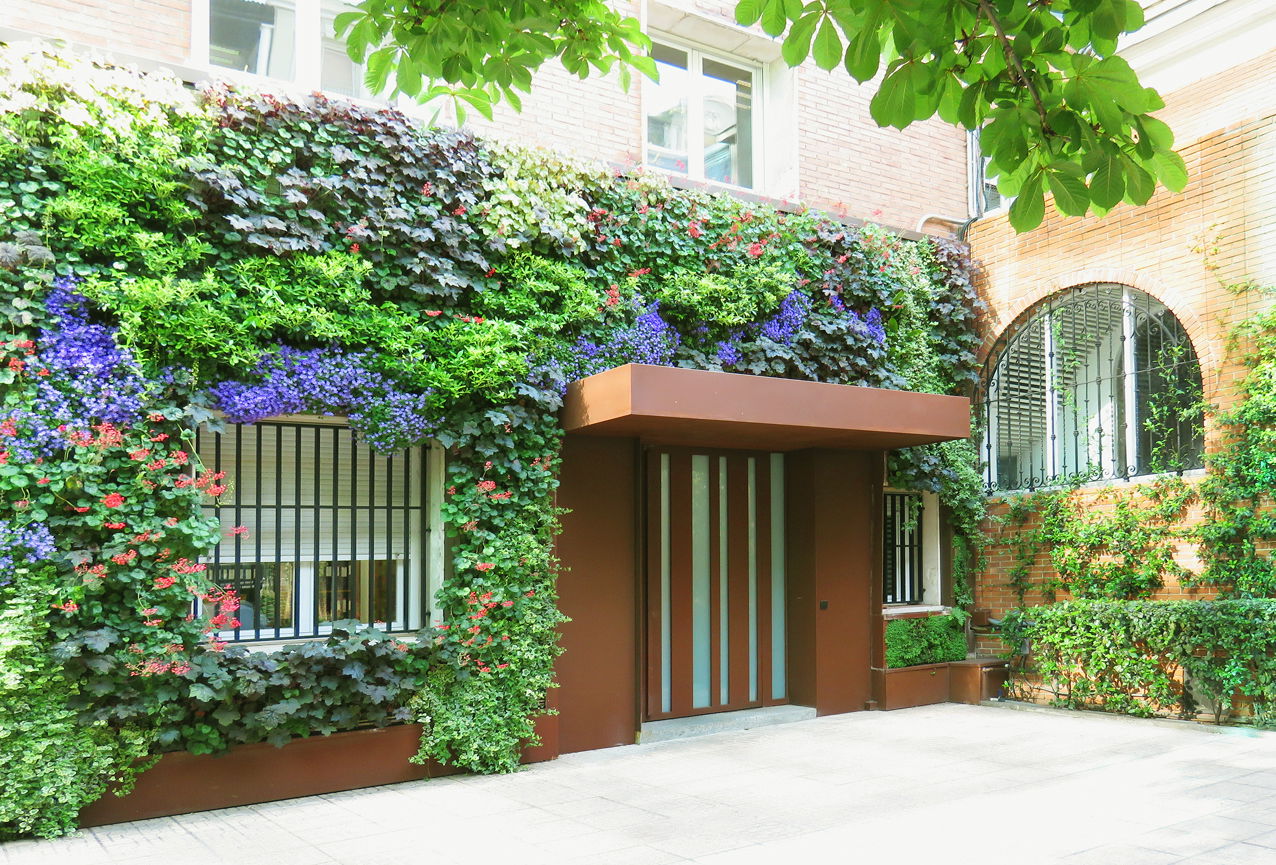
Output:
(339, 0), (1183, 232)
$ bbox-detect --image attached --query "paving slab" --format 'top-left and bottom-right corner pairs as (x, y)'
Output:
(4, 703), (1276, 865)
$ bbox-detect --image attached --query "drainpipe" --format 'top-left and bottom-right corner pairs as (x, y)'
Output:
(915, 213), (979, 242)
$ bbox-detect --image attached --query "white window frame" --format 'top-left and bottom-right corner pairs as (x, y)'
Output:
(882, 489), (943, 609)
(194, 414), (444, 644)
(967, 129), (1007, 216)
(642, 35), (764, 193)
(191, 0), (378, 102)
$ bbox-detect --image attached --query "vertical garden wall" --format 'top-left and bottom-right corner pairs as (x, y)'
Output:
(0, 45), (982, 838)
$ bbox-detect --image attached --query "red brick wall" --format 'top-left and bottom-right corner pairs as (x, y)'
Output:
(967, 46), (1276, 622)
(794, 66), (968, 228)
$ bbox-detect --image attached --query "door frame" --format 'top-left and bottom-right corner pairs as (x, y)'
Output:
(641, 445), (787, 722)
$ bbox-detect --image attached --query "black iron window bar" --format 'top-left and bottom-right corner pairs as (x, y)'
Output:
(194, 421), (429, 641)
(883, 492), (924, 605)
(980, 283), (1204, 495)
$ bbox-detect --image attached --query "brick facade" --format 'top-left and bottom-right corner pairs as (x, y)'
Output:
(967, 46), (1276, 623)
(6, 0), (191, 64)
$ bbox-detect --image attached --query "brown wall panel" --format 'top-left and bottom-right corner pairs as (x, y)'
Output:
(554, 435), (640, 753)
(786, 450), (881, 715)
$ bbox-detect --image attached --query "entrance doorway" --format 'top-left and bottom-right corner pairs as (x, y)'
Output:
(645, 447), (787, 720)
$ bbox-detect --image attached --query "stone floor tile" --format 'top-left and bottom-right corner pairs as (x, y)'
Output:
(562, 844), (690, 864)
(1176, 842), (1276, 864)
(1062, 844), (1183, 864)
(1168, 814), (1274, 841)
(10, 705), (1276, 864)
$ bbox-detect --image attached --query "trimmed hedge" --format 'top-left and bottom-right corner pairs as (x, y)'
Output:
(884, 613), (967, 668)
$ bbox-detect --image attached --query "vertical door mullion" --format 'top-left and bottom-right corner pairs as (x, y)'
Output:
(687, 51), (705, 180)
(708, 457), (722, 709)
(727, 456), (751, 707)
(669, 451), (694, 716)
(756, 454), (773, 706)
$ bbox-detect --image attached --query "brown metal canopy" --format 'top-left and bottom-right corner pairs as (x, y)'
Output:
(560, 364), (969, 451)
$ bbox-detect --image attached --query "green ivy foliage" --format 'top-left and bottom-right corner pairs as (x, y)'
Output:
(1003, 600), (1276, 725)
(884, 613), (968, 669)
(994, 479), (1195, 604)
(0, 44), (986, 834)
(0, 565), (153, 840)
(1194, 282), (1276, 597)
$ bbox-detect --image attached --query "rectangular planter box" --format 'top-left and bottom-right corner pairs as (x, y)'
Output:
(81, 714), (558, 828)
(872, 662), (952, 710)
(949, 658), (1009, 704)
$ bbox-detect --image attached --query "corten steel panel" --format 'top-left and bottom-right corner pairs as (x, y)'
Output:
(80, 720), (556, 826)
(785, 450), (882, 716)
(561, 364), (970, 451)
(554, 436), (640, 753)
(874, 663), (952, 710)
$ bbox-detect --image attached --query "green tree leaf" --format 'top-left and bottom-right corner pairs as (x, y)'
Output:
(813, 17), (844, 71)
(1009, 171), (1046, 232)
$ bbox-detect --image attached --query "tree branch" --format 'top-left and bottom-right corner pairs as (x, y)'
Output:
(975, 0), (1051, 129)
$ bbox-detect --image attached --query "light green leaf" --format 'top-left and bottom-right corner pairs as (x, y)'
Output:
(1152, 149), (1188, 193)
(782, 13), (819, 67)
(1089, 151), (1125, 209)
(1122, 156), (1155, 205)
(845, 27), (881, 82)
(735, 0), (765, 26)
(1046, 167), (1090, 217)
(761, 0), (789, 36)
(812, 17), (843, 71)
(1009, 171), (1046, 232)
(869, 62), (917, 129)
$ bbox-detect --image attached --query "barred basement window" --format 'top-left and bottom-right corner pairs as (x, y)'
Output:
(981, 284), (1205, 493)
(194, 418), (434, 641)
(883, 492), (924, 605)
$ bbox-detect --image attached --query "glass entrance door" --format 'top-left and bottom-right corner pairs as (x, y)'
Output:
(645, 448), (787, 720)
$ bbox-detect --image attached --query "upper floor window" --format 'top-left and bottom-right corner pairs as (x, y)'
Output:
(210, 0), (296, 79)
(968, 129), (1003, 215)
(194, 418), (437, 641)
(206, 0), (369, 98)
(982, 284), (1205, 494)
(645, 41), (758, 189)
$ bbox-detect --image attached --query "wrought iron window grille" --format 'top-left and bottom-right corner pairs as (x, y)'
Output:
(193, 420), (430, 642)
(980, 283), (1205, 495)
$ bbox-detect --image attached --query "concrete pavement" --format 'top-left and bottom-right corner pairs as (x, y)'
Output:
(4, 702), (1276, 864)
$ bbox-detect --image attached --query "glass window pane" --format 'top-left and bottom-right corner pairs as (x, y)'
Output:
(646, 44), (690, 176)
(210, 0), (296, 80)
(321, 1), (367, 97)
(701, 58), (753, 188)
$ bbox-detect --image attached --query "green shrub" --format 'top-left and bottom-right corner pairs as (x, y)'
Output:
(1002, 599), (1276, 724)
(884, 613), (968, 668)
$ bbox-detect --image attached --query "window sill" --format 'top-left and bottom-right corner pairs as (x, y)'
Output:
(986, 467), (1207, 501)
(882, 604), (950, 620)
(224, 632), (425, 654)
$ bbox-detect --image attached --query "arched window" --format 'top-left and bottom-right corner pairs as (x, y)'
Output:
(982, 284), (1204, 493)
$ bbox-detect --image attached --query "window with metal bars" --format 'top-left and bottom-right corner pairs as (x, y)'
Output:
(981, 284), (1205, 494)
(883, 492), (924, 605)
(193, 418), (432, 641)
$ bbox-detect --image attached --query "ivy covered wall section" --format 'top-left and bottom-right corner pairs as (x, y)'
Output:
(0, 45), (982, 837)
(983, 276), (1276, 726)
